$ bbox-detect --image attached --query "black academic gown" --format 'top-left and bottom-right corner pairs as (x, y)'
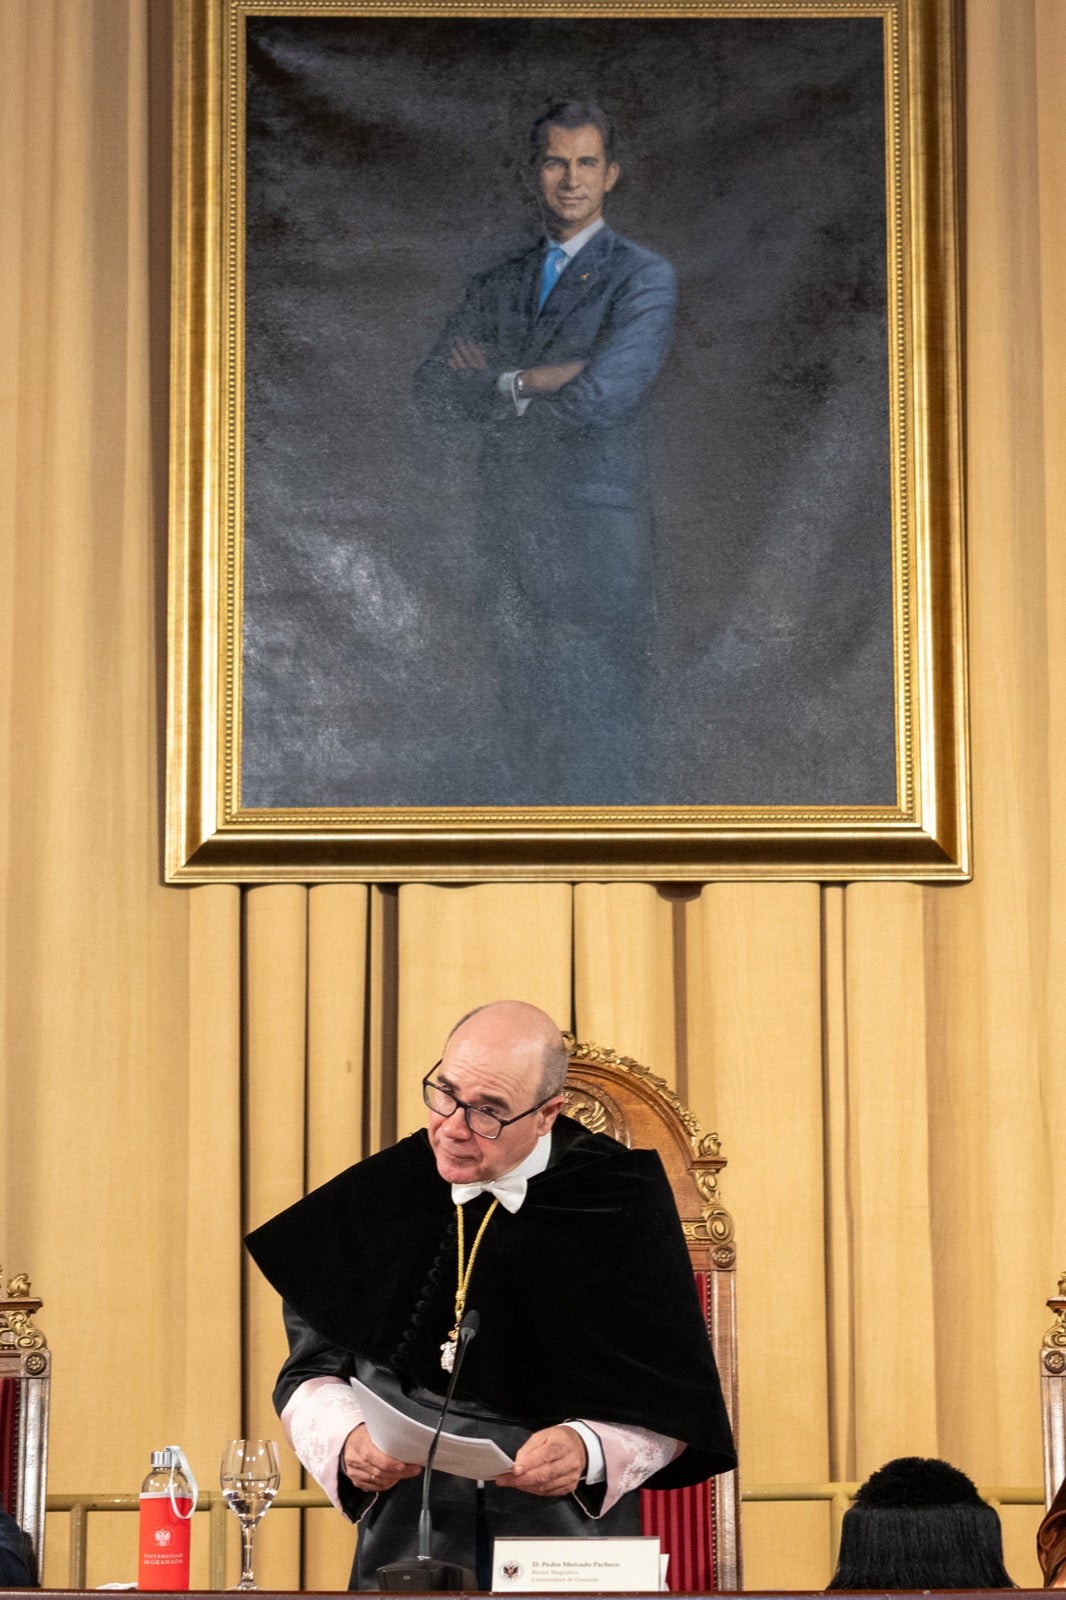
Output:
(246, 1116), (735, 1588)
(0, 1495), (32, 1588)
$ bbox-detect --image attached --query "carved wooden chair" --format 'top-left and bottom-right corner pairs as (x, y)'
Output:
(564, 1038), (741, 1590)
(0, 1271), (50, 1580)
(1042, 1275), (1066, 1508)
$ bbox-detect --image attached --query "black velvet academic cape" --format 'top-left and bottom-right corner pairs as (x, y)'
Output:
(245, 1116), (736, 1488)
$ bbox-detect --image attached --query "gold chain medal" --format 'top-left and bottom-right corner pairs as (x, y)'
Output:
(441, 1199), (500, 1371)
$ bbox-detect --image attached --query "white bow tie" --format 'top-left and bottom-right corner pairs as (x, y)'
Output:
(451, 1172), (528, 1214)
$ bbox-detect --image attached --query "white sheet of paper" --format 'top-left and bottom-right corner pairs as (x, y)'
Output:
(350, 1376), (515, 1480)
(492, 1536), (663, 1591)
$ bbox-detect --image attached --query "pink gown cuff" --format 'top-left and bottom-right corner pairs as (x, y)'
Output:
(280, 1376), (366, 1519)
(574, 1422), (682, 1517)
(281, 1380), (680, 1523)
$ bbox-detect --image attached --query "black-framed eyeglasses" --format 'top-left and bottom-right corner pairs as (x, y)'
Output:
(421, 1064), (556, 1140)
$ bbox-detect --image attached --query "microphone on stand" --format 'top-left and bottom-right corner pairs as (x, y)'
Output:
(376, 1310), (481, 1591)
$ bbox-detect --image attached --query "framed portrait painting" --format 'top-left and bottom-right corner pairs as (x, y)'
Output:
(166, 0), (969, 881)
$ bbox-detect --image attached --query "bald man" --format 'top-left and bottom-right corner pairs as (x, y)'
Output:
(247, 1001), (734, 1589)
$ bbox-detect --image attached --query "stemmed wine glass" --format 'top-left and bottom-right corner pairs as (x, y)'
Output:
(220, 1438), (281, 1591)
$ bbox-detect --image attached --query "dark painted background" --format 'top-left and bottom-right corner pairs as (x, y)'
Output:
(241, 15), (893, 809)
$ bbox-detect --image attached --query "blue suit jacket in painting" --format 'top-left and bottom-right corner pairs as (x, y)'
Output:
(414, 224), (677, 803)
(415, 224), (676, 519)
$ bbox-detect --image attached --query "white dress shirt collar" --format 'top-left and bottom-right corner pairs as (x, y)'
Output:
(551, 216), (606, 262)
(450, 1129), (552, 1213)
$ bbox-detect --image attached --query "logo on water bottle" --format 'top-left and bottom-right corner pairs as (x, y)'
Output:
(154, 1529), (172, 1547)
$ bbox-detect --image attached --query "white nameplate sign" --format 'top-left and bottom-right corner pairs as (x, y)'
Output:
(492, 1535), (663, 1592)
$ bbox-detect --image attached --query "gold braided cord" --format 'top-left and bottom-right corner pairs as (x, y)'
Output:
(451, 1198), (500, 1336)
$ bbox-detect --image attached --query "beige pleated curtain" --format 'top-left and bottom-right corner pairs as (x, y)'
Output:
(2, 0), (1066, 1589)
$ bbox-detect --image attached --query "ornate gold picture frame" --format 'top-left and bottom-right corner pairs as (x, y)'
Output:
(166, 0), (968, 882)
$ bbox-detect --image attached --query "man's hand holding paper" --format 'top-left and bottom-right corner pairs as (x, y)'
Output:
(341, 1424), (422, 1495)
(348, 1375), (515, 1482)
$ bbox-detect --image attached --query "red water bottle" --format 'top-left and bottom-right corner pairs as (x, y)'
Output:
(138, 1446), (196, 1590)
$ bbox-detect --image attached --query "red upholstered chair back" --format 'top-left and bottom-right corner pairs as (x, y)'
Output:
(564, 1039), (741, 1591)
(0, 1273), (50, 1582)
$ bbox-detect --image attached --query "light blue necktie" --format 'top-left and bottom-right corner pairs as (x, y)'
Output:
(538, 244), (568, 310)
